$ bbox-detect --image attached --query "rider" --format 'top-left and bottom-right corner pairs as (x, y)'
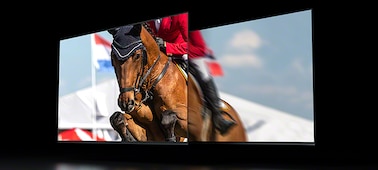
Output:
(147, 13), (236, 135)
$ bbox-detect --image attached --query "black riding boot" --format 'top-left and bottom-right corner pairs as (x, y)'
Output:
(203, 79), (236, 135)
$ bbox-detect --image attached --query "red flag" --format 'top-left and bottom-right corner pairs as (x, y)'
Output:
(204, 48), (223, 76)
(206, 59), (224, 76)
(91, 33), (113, 72)
(58, 128), (106, 141)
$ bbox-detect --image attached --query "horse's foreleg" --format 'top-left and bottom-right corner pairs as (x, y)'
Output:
(124, 127), (137, 142)
(161, 110), (178, 142)
(109, 111), (137, 142)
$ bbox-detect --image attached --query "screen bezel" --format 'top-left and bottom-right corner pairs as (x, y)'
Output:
(54, 4), (321, 165)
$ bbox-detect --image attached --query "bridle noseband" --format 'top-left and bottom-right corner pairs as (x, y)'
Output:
(117, 44), (170, 106)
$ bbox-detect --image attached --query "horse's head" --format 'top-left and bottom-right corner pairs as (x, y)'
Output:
(110, 24), (146, 113)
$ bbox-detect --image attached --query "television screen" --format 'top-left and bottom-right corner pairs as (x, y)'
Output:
(8, 1), (375, 168)
(57, 10), (314, 146)
(58, 10), (314, 144)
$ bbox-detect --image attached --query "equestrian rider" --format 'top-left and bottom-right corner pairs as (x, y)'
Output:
(147, 13), (236, 135)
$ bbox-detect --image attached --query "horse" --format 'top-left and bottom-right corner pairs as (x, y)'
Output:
(109, 22), (247, 142)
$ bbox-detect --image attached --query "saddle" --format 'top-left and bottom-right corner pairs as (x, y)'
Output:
(173, 57), (237, 132)
(172, 58), (205, 106)
(172, 58), (188, 80)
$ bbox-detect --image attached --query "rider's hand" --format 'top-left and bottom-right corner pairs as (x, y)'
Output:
(155, 37), (166, 54)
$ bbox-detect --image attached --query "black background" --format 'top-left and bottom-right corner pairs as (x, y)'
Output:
(2, 1), (376, 169)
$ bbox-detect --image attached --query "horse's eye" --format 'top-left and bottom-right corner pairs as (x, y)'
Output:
(135, 53), (141, 59)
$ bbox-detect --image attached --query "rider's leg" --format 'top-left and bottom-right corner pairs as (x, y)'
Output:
(189, 58), (236, 135)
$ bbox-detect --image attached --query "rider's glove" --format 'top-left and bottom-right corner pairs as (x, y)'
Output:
(155, 37), (166, 54)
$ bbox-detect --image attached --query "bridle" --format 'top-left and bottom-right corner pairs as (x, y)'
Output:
(113, 39), (171, 107)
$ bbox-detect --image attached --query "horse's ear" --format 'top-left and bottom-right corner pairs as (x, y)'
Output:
(125, 24), (142, 37)
(132, 24), (142, 35)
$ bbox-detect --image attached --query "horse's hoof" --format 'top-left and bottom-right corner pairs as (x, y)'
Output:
(166, 137), (177, 142)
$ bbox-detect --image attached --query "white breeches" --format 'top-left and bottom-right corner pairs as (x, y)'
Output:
(189, 57), (212, 81)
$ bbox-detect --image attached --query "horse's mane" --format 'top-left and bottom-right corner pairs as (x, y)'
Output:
(141, 22), (156, 39)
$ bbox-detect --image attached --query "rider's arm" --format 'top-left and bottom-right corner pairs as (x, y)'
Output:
(188, 30), (207, 59)
(165, 13), (189, 57)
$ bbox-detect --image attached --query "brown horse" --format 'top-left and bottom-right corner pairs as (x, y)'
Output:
(109, 22), (247, 142)
(109, 23), (188, 142)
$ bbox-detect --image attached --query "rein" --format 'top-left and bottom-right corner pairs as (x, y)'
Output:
(119, 48), (171, 105)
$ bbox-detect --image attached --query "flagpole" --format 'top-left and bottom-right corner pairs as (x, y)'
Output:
(90, 33), (97, 141)
(90, 33), (114, 141)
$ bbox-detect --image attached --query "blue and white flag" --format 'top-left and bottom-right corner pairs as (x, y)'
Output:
(91, 33), (113, 72)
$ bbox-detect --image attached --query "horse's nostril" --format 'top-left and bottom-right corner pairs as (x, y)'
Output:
(127, 105), (133, 111)
(127, 100), (135, 110)
(118, 101), (126, 111)
(128, 100), (135, 106)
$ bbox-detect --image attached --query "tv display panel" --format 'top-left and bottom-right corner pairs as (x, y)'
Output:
(57, 10), (314, 144)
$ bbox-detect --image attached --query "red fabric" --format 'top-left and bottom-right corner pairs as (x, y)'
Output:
(148, 13), (189, 57)
(188, 30), (208, 59)
(147, 13), (223, 76)
(58, 128), (106, 141)
(206, 60), (224, 76)
(147, 13), (209, 59)
(58, 129), (82, 141)
(94, 33), (111, 47)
